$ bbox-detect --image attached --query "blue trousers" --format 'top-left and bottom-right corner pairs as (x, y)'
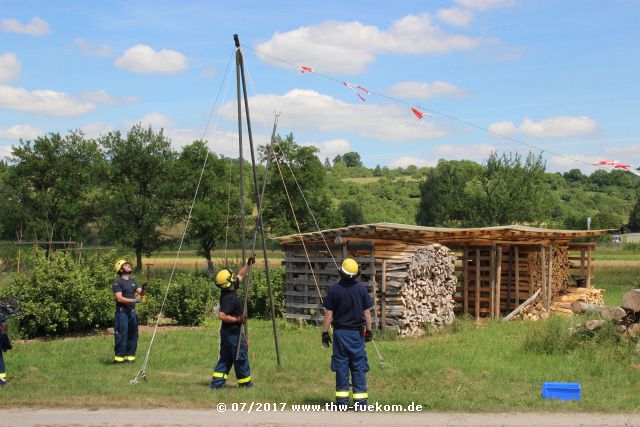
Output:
(331, 329), (369, 408)
(211, 327), (251, 388)
(114, 309), (138, 361)
(0, 347), (5, 377)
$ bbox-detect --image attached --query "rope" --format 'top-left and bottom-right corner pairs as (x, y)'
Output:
(130, 50), (235, 385)
(243, 45), (606, 172)
(244, 54), (386, 367)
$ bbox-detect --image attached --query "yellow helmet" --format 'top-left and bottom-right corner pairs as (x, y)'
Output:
(215, 268), (235, 289)
(340, 258), (359, 278)
(114, 259), (129, 274)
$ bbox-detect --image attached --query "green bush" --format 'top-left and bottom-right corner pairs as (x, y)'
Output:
(162, 272), (214, 325)
(1, 250), (116, 338)
(248, 266), (285, 319)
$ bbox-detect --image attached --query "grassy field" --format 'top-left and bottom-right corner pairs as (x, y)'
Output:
(0, 265), (638, 411)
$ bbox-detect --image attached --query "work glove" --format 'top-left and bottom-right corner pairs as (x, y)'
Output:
(322, 331), (331, 348)
(132, 297), (142, 304)
(235, 315), (246, 325)
(365, 329), (373, 342)
(247, 255), (256, 266)
(141, 282), (148, 294)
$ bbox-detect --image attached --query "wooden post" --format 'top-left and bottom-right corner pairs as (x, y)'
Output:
(540, 246), (548, 311)
(381, 260), (387, 331)
(580, 248), (585, 282)
(587, 246), (592, 288)
(506, 246), (513, 310)
(490, 245), (496, 319)
(495, 246), (503, 318)
(463, 247), (469, 315)
(515, 246), (520, 306)
(547, 245), (553, 309)
(475, 249), (480, 322)
(369, 253), (378, 329)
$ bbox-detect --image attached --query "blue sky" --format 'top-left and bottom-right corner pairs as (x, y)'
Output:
(0, 0), (638, 173)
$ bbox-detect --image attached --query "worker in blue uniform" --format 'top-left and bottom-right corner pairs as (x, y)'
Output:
(112, 259), (145, 364)
(210, 256), (255, 389)
(0, 313), (11, 386)
(322, 258), (374, 409)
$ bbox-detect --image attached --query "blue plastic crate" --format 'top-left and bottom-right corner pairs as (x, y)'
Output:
(541, 382), (581, 401)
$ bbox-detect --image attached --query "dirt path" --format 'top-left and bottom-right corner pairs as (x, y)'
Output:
(2, 409), (639, 427)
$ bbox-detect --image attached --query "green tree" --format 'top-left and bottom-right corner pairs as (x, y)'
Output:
(4, 131), (104, 241)
(339, 200), (364, 225)
(628, 190), (640, 231)
(173, 141), (243, 271)
(373, 164), (383, 177)
(259, 133), (341, 236)
(342, 151), (363, 168)
(464, 152), (550, 226)
(99, 125), (176, 271)
(332, 154), (343, 166)
(415, 160), (480, 226)
(324, 157), (331, 169)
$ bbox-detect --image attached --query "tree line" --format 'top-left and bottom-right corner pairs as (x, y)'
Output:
(2, 125), (638, 271)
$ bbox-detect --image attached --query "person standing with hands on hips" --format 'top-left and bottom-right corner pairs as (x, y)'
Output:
(322, 258), (374, 410)
(210, 255), (255, 389)
(112, 259), (145, 365)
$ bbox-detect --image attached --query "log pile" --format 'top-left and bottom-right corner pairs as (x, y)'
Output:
(527, 247), (571, 297)
(381, 244), (457, 337)
(519, 287), (605, 321)
(569, 289), (640, 354)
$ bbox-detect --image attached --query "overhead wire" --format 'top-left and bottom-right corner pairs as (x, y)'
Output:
(130, 49), (235, 384)
(243, 45), (606, 172)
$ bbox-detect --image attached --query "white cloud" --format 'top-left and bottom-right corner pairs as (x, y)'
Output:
(436, 7), (473, 28)
(488, 120), (518, 135)
(256, 13), (484, 74)
(0, 144), (12, 158)
(388, 156), (437, 168)
(80, 90), (139, 105)
(520, 116), (597, 138)
(433, 143), (498, 161)
(488, 116), (597, 138)
(115, 44), (188, 75)
(0, 53), (21, 83)
(455, 0), (515, 11)
(74, 38), (113, 57)
(0, 124), (42, 141)
(219, 89), (448, 142)
(1, 17), (50, 36)
(79, 122), (114, 139)
(387, 80), (465, 99)
(126, 112), (173, 129)
(303, 138), (352, 160)
(0, 85), (96, 116)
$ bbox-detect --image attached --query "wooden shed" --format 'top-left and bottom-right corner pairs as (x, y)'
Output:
(273, 223), (611, 329)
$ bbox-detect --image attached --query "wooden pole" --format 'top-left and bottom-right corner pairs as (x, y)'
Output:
(506, 246), (513, 309)
(540, 246), (548, 311)
(369, 252), (379, 329)
(381, 260), (387, 331)
(463, 247), (469, 316)
(515, 246), (520, 306)
(475, 249), (480, 321)
(495, 246), (502, 318)
(490, 246), (496, 319)
(547, 245), (553, 309)
(587, 246), (592, 288)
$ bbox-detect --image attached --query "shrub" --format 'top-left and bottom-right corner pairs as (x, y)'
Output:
(248, 266), (285, 319)
(2, 250), (116, 338)
(162, 272), (214, 326)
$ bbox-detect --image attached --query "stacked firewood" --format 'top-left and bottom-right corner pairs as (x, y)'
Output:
(392, 245), (457, 337)
(519, 287), (605, 320)
(527, 247), (571, 296)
